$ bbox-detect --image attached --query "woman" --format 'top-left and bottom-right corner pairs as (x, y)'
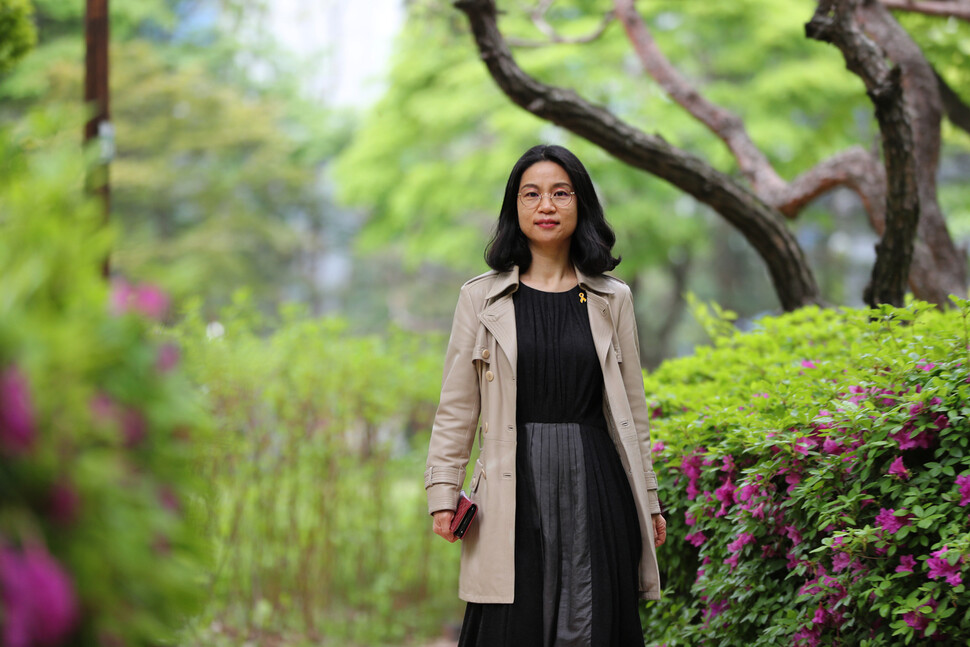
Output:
(424, 145), (666, 646)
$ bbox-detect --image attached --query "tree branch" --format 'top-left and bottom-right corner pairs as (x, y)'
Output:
(507, 13), (615, 47)
(610, 0), (891, 265)
(807, 0), (920, 307)
(935, 67), (970, 135)
(455, 0), (822, 311)
(612, 0), (787, 199)
(880, 0), (970, 21)
(774, 146), (887, 216)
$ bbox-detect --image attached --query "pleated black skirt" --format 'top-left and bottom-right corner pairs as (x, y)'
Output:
(457, 422), (644, 647)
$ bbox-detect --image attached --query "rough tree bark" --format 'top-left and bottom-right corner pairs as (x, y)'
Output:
(454, 0), (823, 311)
(880, 0), (970, 20)
(807, 0), (920, 306)
(856, 0), (967, 303)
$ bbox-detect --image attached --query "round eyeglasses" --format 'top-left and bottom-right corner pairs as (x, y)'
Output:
(518, 189), (575, 209)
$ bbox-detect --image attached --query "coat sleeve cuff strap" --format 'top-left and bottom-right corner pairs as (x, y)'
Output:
(424, 465), (466, 489)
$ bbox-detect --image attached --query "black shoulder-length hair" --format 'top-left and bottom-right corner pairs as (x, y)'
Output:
(484, 144), (620, 275)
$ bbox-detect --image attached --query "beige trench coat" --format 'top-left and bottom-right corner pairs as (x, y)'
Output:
(424, 265), (662, 603)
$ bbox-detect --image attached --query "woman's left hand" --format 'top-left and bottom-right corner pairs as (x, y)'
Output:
(652, 514), (667, 548)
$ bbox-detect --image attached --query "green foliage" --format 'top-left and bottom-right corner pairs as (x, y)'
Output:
(29, 0), (175, 41)
(642, 300), (970, 645)
(0, 34), (349, 314)
(0, 111), (210, 646)
(168, 295), (457, 645)
(0, 0), (37, 74)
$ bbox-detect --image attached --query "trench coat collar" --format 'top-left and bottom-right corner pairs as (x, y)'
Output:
(484, 264), (616, 300)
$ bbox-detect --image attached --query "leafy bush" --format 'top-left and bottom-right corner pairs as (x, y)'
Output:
(0, 113), (210, 646)
(169, 297), (457, 646)
(0, 0), (36, 74)
(641, 300), (970, 646)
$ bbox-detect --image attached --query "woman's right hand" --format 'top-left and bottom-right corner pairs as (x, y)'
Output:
(432, 510), (457, 543)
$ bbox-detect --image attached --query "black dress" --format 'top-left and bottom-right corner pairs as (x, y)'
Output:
(457, 283), (645, 647)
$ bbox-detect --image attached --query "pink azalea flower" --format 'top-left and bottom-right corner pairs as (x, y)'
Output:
(903, 597), (937, 638)
(875, 508), (911, 535)
(926, 546), (963, 586)
(917, 361), (936, 371)
(0, 543), (79, 647)
(156, 343), (180, 372)
(685, 531), (707, 547)
(785, 525), (803, 546)
(736, 482), (759, 503)
(832, 551), (852, 572)
(111, 279), (170, 320)
(822, 437), (843, 454)
(812, 606), (826, 624)
(888, 456), (909, 479)
(0, 366), (36, 456)
(47, 481), (81, 526)
(801, 360), (817, 369)
(891, 426), (935, 450)
(121, 408), (148, 448)
(724, 553), (740, 570)
(727, 532), (754, 553)
(158, 486), (180, 513)
(704, 598), (729, 620)
(794, 624), (821, 647)
(933, 413), (950, 431)
(714, 479), (736, 516)
(684, 510), (697, 527)
(957, 474), (970, 507)
(682, 452), (704, 501)
(896, 554), (916, 573)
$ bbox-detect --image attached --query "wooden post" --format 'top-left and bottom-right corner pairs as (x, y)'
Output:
(84, 0), (111, 277)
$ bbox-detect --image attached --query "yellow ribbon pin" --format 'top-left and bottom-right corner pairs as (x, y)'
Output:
(579, 292), (586, 303)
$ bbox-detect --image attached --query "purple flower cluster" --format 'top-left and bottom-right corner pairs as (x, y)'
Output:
(888, 456), (909, 479)
(90, 393), (149, 449)
(895, 554), (916, 574)
(875, 508), (912, 536)
(903, 597), (939, 639)
(110, 279), (170, 320)
(0, 542), (78, 647)
(957, 474), (970, 507)
(926, 545), (963, 586)
(0, 365), (35, 456)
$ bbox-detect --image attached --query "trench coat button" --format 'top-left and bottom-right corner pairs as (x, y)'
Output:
(485, 370), (494, 382)
(482, 349), (490, 359)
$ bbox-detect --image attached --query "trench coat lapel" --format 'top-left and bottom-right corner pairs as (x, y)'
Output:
(576, 267), (617, 368)
(479, 266), (519, 376)
(479, 295), (517, 375)
(584, 291), (615, 368)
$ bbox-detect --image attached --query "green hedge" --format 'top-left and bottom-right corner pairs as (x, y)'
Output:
(642, 300), (970, 646)
(0, 113), (210, 646)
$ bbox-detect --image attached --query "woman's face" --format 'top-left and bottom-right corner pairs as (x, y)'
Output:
(516, 161), (578, 254)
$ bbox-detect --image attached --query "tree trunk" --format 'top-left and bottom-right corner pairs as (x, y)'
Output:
(807, 0), (921, 307)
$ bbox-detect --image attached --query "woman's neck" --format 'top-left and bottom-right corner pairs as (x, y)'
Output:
(520, 248), (576, 292)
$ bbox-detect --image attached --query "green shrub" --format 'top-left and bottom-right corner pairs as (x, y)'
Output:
(0, 112), (210, 646)
(169, 297), (456, 645)
(0, 0), (36, 75)
(642, 300), (970, 646)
